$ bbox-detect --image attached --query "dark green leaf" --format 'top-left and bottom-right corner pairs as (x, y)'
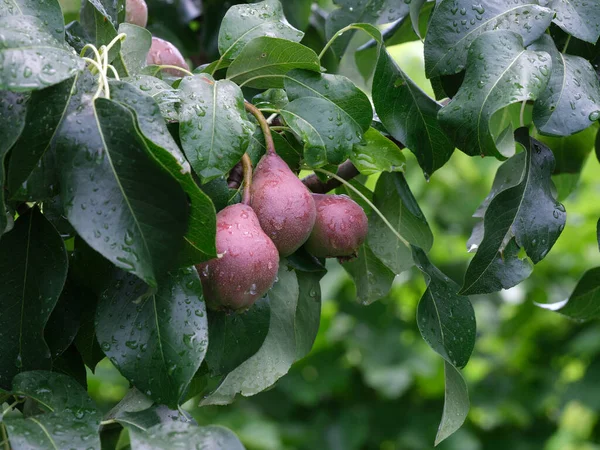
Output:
(0, 208), (67, 389)
(201, 265), (299, 405)
(0, 91), (28, 236)
(342, 244), (396, 305)
(44, 279), (82, 360)
(114, 23), (152, 77)
(537, 267), (600, 320)
(226, 37), (321, 89)
(252, 88), (289, 110)
(0, 0), (65, 40)
(115, 404), (195, 432)
(218, 0), (304, 60)
(368, 172), (433, 275)
(461, 129), (565, 294)
(5, 371), (100, 450)
(8, 77), (76, 201)
(109, 80), (218, 265)
(129, 422), (244, 450)
(0, 15), (82, 91)
(550, 0), (600, 44)
(42, 195), (75, 239)
(56, 72), (189, 286)
(409, 0), (428, 39)
(205, 298), (271, 377)
(95, 268), (208, 407)
(434, 362), (470, 446)
(295, 271), (322, 360)
(424, 0), (553, 77)
(80, 0), (120, 58)
(531, 34), (600, 137)
(104, 387), (154, 420)
(373, 48), (453, 176)
(179, 74), (254, 182)
(413, 247), (476, 369)
(438, 31), (551, 158)
(125, 75), (180, 122)
(51, 344), (88, 388)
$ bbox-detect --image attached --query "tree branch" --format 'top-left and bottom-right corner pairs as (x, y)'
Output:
(301, 160), (360, 193)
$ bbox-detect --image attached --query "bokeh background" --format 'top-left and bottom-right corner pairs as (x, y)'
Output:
(58, 0), (600, 448)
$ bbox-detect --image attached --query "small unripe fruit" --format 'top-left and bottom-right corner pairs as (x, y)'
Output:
(196, 203), (279, 312)
(146, 37), (190, 76)
(125, 0), (148, 28)
(305, 194), (368, 258)
(250, 153), (316, 256)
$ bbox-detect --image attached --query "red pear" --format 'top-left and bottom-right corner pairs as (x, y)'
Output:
(305, 194), (368, 258)
(146, 37), (190, 76)
(250, 153), (316, 256)
(196, 203), (279, 311)
(125, 0), (148, 28)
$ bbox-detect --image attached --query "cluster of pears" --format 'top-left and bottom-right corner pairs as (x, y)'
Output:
(197, 149), (368, 312)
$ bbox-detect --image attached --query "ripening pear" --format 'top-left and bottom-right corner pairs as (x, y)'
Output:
(125, 0), (148, 28)
(250, 153), (316, 256)
(305, 194), (368, 258)
(146, 37), (190, 76)
(196, 203), (279, 311)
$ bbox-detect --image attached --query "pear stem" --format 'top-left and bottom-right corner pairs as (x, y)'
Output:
(244, 101), (276, 155)
(241, 153), (253, 205)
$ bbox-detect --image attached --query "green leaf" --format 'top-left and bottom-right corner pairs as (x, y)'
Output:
(424, 0), (553, 77)
(0, 15), (83, 92)
(409, 0), (428, 40)
(342, 244), (396, 305)
(114, 404), (195, 432)
(434, 362), (470, 446)
(0, 91), (27, 236)
(129, 422), (244, 450)
(295, 271), (322, 360)
(109, 80), (218, 265)
(530, 34), (600, 137)
(96, 267), (208, 407)
(218, 0), (304, 60)
(284, 69), (373, 132)
(368, 172), (433, 275)
(179, 74), (254, 182)
(51, 344), (87, 388)
(201, 265), (299, 405)
(80, 0), (120, 57)
(550, 0), (600, 44)
(5, 371), (101, 450)
(325, 0), (408, 57)
(0, 0), (65, 40)
(281, 97), (364, 166)
(226, 37), (321, 89)
(373, 48), (454, 176)
(44, 279), (82, 360)
(438, 31), (551, 158)
(537, 267), (600, 320)
(55, 72), (189, 287)
(204, 298), (271, 377)
(104, 387), (154, 420)
(413, 247), (476, 369)
(125, 75), (180, 122)
(7, 77), (76, 202)
(0, 208), (67, 389)
(115, 23), (152, 77)
(350, 128), (405, 175)
(460, 129), (565, 295)
(252, 88), (289, 110)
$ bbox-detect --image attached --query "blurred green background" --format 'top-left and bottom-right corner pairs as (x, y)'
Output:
(57, 0), (600, 448)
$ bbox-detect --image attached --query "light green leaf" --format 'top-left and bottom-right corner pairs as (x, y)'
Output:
(342, 244), (396, 305)
(435, 362), (470, 445)
(351, 128), (406, 175)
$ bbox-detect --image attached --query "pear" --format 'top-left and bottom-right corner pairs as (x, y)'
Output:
(196, 203), (279, 311)
(250, 153), (316, 256)
(146, 37), (190, 76)
(125, 0), (148, 28)
(305, 194), (368, 258)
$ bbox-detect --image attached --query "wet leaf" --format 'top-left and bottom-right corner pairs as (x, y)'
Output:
(0, 0), (65, 40)
(125, 75), (180, 122)
(342, 244), (396, 305)
(129, 422), (244, 450)
(550, 0), (600, 44)
(114, 23), (152, 77)
(435, 362), (470, 446)
(350, 128), (406, 176)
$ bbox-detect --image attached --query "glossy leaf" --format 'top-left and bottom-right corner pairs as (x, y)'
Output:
(374, 47), (454, 176)
(531, 34), (600, 137)
(350, 128), (406, 175)
(109, 80), (217, 265)
(0, 15), (82, 91)
(226, 37), (321, 89)
(80, 0), (120, 59)
(550, 0), (600, 44)
(0, 91), (27, 236)
(368, 172), (433, 275)
(435, 362), (470, 445)
(413, 247), (476, 369)
(205, 298), (271, 377)
(460, 129), (566, 295)
(201, 265), (299, 405)
(5, 371), (101, 450)
(129, 422), (244, 450)
(44, 279), (82, 360)
(218, 0), (304, 60)
(55, 72), (189, 287)
(537, 267), (600, 320)
(439, 31), (551, 158)
(125, 75), (180, 122)
(115, 23), (152, 77)
(0, 0), (64, 39)
(0, 208), (67, 389)
(179, 74), (254, 182)
(115, 404), (195, 432)
(424, 0), (553, 77)
(295, 271), (323, 360)
(342, 244), (396, 305)
(409, 0), (428, 39)
(95, 268), (208, 407)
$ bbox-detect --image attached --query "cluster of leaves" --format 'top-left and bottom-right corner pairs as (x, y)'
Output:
(1, 0), (600, 447)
